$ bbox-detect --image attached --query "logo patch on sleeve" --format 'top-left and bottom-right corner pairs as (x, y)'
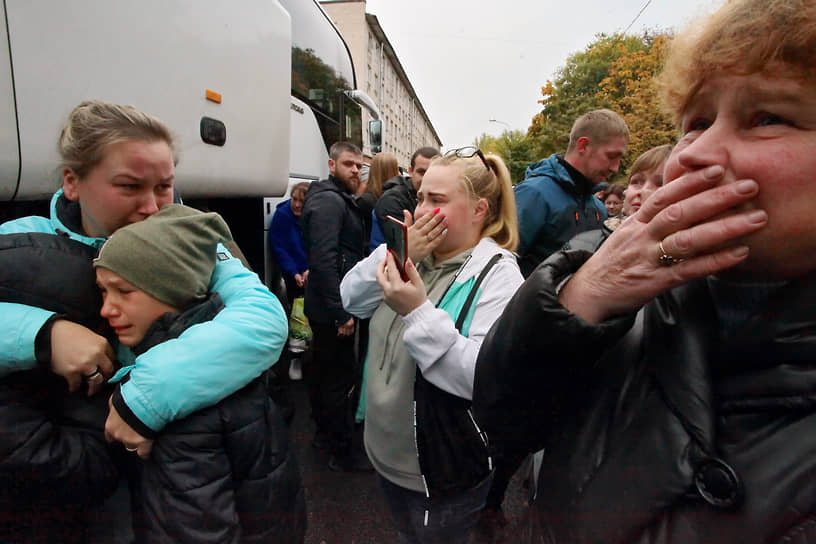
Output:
(217, 252), (230, 261)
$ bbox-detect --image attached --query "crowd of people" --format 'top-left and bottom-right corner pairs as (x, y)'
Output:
(1, 0), (814, 542)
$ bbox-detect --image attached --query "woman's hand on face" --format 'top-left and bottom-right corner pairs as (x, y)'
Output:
(559, 165), (769, 324)
(376, 251), (427, 316)
(106, 396), (153, 460)
(50, 319), (115, 395)
(405, 208), (447, 264)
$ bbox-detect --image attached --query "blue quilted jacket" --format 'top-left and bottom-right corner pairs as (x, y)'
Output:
(515, 154), (607, 276)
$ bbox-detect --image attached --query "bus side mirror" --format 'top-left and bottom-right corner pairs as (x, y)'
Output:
(369, 119), (382, 153)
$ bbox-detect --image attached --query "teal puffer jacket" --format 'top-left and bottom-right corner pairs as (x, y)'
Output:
(0, 190), (288, 434)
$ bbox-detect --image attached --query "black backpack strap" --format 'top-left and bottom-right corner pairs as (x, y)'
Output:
(454, 253), (503, 333)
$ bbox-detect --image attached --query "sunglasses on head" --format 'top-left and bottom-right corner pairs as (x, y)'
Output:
(444, 146), (490, 171)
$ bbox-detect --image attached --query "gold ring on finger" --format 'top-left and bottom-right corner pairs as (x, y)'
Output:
(658, 240), (680, 266)
(84, 367), (105, 384)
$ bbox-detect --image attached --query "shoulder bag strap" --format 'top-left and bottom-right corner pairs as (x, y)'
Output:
(454, 253), (503, 333)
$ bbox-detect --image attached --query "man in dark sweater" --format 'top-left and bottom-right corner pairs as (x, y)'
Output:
(515, 109), (629, 277)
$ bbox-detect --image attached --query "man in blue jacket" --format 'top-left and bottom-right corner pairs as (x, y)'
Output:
(515, 109), (629, 277)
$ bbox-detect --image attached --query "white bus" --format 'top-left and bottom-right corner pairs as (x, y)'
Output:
(0, 0), (380, 288)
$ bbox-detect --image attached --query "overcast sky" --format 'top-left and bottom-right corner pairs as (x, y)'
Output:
(363, 0), (724, 150)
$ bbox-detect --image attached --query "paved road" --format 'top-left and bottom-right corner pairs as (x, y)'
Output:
(282, 377), (532, 544)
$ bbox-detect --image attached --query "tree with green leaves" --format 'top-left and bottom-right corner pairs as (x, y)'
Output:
(527, 31), (676, 178)
(598, 33), (677, 165)
(473, 130), (535, 185)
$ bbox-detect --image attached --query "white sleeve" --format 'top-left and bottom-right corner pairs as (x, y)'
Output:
(340, 244), (388, 319)
(401, 259), (523, 400)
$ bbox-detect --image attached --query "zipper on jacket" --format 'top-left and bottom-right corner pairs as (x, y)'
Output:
(468, 407), (492, 471)
(575, 209), (601, 224)
(413, 399), (432, 526)
(410, 255), (472, 511)
(412, 404), (493, 528)
(408, 248), (496, 527)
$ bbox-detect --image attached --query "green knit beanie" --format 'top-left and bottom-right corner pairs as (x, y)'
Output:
(93, 204), (232, 310)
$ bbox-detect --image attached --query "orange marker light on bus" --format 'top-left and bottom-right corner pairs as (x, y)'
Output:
(206, 89), (222, 104)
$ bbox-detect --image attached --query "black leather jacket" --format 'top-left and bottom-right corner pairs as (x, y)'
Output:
(128, 296), (306, 544)
(474, 250), (816, 543)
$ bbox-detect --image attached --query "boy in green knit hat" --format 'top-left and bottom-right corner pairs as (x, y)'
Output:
(93, 204), (306, 542)
(94, 203), (231, 346)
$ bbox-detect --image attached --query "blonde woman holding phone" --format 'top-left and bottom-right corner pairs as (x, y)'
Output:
(341, 147), (523, 543)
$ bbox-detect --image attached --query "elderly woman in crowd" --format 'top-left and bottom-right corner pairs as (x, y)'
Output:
(474, 0), (816, 542)
(269, 181), (311, 306)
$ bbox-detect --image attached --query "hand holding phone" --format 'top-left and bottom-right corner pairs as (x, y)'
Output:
(384, 215), (409, 281)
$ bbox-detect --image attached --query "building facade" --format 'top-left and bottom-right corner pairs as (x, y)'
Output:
(320, 0), (442, 165)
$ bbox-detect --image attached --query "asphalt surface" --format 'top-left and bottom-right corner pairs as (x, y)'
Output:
(282, 369), (532, 544)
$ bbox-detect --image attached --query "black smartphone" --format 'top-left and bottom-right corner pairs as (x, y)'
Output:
(384, 215), (408, 280)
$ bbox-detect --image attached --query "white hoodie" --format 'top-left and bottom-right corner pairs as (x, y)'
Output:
(340, 238), (523, 492)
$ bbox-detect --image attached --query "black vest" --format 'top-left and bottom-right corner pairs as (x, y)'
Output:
(0, 232), (108, 331)
(0, 232), (120, 544)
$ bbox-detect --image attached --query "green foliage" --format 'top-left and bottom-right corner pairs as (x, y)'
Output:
(527, 31), (678, 178)
(474, 130), (535, 185)
(598, 34), (677, 166)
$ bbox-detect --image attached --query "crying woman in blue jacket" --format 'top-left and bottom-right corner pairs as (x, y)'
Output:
(0, 100), (290, 542)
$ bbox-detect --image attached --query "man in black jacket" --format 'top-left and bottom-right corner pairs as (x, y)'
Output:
(301, 141), (369, 471)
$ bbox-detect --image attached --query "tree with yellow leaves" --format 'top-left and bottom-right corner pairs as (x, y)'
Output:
(527, 31), (676, 179)
(598, 33), (676, 166)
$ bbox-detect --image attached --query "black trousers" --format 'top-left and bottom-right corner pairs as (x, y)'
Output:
(306, 322), (356, 458)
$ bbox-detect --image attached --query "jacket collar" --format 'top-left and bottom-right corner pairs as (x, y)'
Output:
(557, 155), (593, 196)
(133, 294), (224, 356)
(328, 175), (355, 196)
(318, 175), (360, 210)
(50, 189), (106, 248)
(418, 237), (509, 283)
(713, 273), (816, 367)
(382, 174), (414, 194)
